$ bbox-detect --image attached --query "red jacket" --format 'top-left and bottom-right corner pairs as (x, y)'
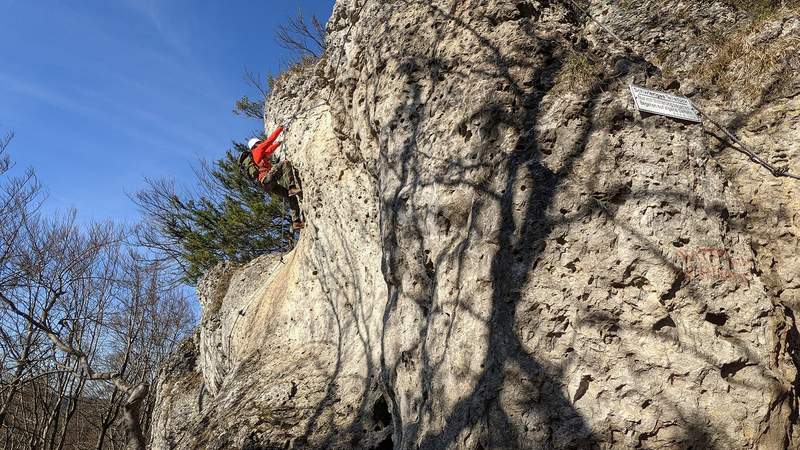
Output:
(251, 126), (284, 182)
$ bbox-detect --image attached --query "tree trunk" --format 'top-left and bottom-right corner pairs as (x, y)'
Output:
(123, 383), (149, 450)
(56, 375), (86, 450)
(95, 385), (122, 450)
(0, 322), (36, 430)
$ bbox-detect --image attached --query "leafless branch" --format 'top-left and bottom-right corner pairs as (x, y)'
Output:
(244, 68), (271, 102)
(275, 10), (327, 59)
(0, 131), (15, 176)
(1, 151), (193, 449)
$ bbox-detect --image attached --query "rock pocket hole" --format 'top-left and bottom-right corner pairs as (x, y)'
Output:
(457, 123), (473, 141)
(516, 2), (539, 19)
(652, 315), (676, 332)
(704, 312), (728, 326)
(721, 360), (749, 380)
(425, 258), (435, 278)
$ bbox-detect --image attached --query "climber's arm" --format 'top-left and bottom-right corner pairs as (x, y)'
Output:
(265, 126), (284, 146)
(264, 141), (281, 159)
(252, 126), (284, 166)
(253, 142), (282, 167)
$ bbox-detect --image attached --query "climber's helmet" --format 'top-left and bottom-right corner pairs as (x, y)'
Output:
(247, 138), (261, 150)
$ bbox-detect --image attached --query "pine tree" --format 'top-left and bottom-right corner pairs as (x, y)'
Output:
(133, 142), (294, 284)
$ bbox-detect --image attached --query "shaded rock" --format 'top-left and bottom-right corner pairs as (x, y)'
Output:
(151, 1), (800, 449)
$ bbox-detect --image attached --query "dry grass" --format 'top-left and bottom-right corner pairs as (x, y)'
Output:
(696, 7), (800, 102)
(268, 56), (320, 93)
(552, 52), (604, 95)
(721, 0), (800, 18)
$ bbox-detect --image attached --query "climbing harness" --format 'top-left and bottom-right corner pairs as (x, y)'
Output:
(562, 0), (800, 181)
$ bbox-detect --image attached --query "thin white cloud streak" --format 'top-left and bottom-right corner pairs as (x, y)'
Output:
(121, 0), (193, 58)
(70, 82), (222, 148)
(117, 0), (231, 99)
(38, 2), (231, 109)
(0, 73), (99, 118)
(0, 72), (215, 159)
(2, 2), (254, 160)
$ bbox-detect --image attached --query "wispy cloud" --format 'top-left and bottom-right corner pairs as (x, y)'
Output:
(0, 73), (97, 117)
(114, 0), (232, 109)
(0, 72), (215, 158)
(121, 0), (192, 59)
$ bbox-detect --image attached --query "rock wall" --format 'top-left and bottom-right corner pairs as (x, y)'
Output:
(151, 1), (800, 449)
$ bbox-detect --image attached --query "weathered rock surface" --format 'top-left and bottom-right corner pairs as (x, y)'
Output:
(151, 1), (800, 449)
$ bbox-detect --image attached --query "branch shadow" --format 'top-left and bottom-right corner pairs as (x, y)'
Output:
(296, 0), (800, 449)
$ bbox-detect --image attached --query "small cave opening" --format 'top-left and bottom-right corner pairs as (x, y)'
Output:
(372, 396), (392, 429)
(371, 396), (394, 450)
(375, 434), (393, 450)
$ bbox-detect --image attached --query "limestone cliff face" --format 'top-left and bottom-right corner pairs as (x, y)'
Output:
(150, 1), (800, 449)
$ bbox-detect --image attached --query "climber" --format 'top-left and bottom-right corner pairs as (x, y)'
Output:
(240, 125), (304, 230)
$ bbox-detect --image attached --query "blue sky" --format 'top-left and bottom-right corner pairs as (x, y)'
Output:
(0, 0), (334, 223)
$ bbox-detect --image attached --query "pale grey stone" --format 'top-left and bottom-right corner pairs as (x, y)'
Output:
(151, 1), (800, 449)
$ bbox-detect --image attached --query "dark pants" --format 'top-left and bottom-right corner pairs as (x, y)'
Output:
(263, 162), (300, 222)
(268, 183), (302, 223)
(266, 160), (295, 191)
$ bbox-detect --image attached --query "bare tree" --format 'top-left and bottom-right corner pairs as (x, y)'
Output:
(0, 230), (191, 450)
(0, 131), (13, 173)
(129, 178), (194, 284)
(275, 10), (327, 59)
(0, 143), (193, 450)
(233, 69), (272, 121)
(0, 129), (44, 436)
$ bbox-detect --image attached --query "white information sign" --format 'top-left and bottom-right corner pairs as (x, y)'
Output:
(629, 85), (701, 123)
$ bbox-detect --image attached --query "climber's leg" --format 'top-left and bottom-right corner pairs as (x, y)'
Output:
(288, 196), (304, 230)
(270, 160), (301, 197)
(281, 163), (303, 228)
(280, 161), (302, 197)
(285, 172), (301, 197)
(267, 182), (303, 230)
(268, 182), (289, 199)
